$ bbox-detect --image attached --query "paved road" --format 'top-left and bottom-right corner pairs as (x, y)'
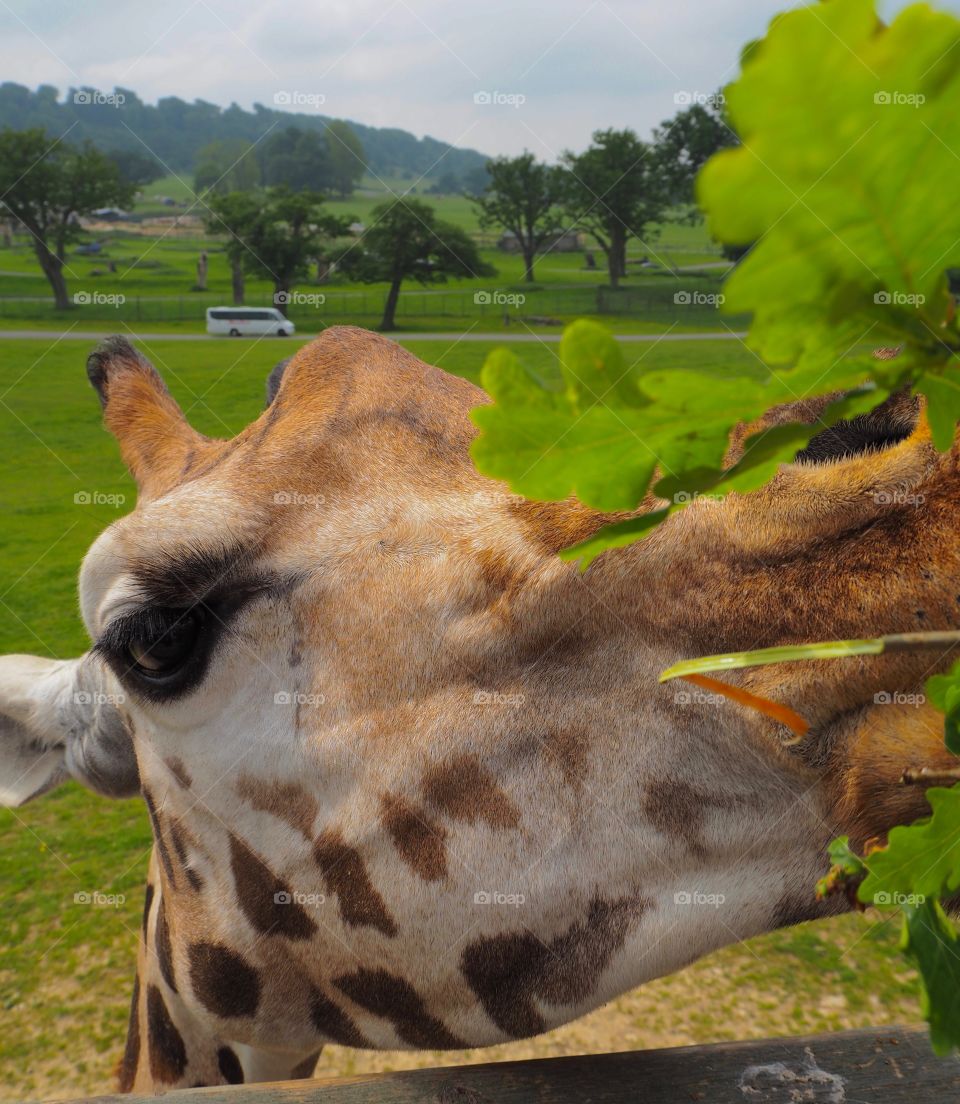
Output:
(0, 329), (748, 344)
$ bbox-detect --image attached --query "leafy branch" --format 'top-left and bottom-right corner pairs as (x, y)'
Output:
(468, 0), (960, 1052)
(470, 0), (960, 567)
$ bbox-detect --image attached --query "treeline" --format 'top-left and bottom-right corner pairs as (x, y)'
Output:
(0, 83), (489, 185)
(197, 99), (734, 326)
(0, 96), (734, 323)
(194, 122), (368, 199)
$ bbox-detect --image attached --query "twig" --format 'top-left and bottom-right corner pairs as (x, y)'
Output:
(901, 766), (960, 786)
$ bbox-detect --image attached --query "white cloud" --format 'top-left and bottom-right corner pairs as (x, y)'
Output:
(0, 0), (922, 158)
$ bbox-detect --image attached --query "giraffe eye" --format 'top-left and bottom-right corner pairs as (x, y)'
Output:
(96, 577), (276, 702)
(126, 609), (204, 676)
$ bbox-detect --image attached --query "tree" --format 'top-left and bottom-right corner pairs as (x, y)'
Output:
(326, 121), (366, 197)
(461, 164), (491, 197)
(337, 197), (495, 331)
(107, 148), (165, 187)
(471, 152), (565, 283)
(652, 98), (738, 208)
(426, 170), (460, 196)
(0, 128), (134, 309)
(194, 138), (261, 195)
(244, 187), (352, 314)
(203, 191), (261, 304)
(560, 128), (668, 289)
(259, 127), (333, 192)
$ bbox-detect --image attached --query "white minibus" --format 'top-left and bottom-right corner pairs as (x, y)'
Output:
(206, 307), (295, 337)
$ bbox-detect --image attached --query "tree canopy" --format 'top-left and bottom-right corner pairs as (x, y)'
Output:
(326, 121), (367, 197)
(0, 127), (134, 308)
(561, 128), (670, 288)
(337, 197), (495, 330)
(472, 152), (566, 283)
(241, 187), (353, 313)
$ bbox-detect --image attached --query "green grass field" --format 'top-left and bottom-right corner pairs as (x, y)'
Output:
(0, 176), (732, 337)
(139, 172), (723, 249)
(0, 334), (924, 1101)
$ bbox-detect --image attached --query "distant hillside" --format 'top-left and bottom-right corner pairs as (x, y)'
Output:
(0, 83), (490, 183)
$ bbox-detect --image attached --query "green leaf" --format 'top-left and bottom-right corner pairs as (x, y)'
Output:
(918, 361), (960, 451)
(699, 0), (960, 385)
(559, 320), (642, 410)
(859, 788), (960, 905)
(926, 661), (960, 757)
(472, 323), (893, 528)
(815, 835), (868, 901)
(559, 509), (670, 570)
(828, 836), (867, 878)
(901, 901), (960, 1055)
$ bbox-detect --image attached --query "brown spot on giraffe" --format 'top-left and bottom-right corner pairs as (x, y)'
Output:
(188, 942), (261, 1018)
(141, 882), (154, 938)
(313, 829), (398, 936)
(143, 789), (177, 886)
(642, 779), (740, 858)
(380, 793), (448, 881)
(115, 974), (140, 1092)
(461, 895), (646, 1038)
(217, 1046), (244, 1085)
(228, 834), (317, 940)
(165, 756), (192, 789)
(422, 753), (521, 830)
(474, 546), (523, 602)
(540, 727), (590, 791)
(309, 987), (371, 1046)
(146, 983), (188, 1084)
(236, 773), (318, 840)
(333, 967), (465, 1048)
(155, 895), (177, 993)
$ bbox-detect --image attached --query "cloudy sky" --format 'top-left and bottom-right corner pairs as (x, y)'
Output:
(0, 0), (910, 158)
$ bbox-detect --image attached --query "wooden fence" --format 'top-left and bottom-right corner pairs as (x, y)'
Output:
(54, 1026), (959, 1103)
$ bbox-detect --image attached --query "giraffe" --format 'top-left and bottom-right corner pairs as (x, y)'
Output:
(0, 327), (957, 1090)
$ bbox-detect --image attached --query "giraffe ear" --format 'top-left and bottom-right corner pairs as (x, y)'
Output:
(266, 358), (291, 407)
(87, 337), (216, 502)
(0, 654), (139, 807)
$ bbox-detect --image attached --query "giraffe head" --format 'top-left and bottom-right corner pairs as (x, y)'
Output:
(1, 327), (957, 1089)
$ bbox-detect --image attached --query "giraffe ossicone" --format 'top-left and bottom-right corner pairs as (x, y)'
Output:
(1, 327), (956, 1090)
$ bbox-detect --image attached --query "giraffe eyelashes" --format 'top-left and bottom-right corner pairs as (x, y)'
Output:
(95, 580), (285, 701)
(124, 608), (204, 675)
(97, 606), (213, 699)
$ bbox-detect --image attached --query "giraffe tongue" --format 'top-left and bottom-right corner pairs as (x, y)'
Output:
(682, 673), (811, 743)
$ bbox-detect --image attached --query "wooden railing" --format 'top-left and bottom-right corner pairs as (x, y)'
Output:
(57, 1026), (960, 1103)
